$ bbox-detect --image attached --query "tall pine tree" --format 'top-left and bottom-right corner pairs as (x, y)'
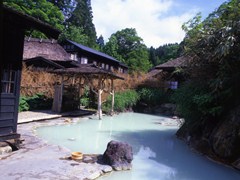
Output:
(67, 0), (97, 47)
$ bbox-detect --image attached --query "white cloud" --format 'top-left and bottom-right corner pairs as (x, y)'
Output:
(92, 0), (197, 47)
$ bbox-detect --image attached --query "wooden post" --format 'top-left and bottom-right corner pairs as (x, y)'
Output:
(111, 79), (115, 116)
(98, 89), (103, 120)
(97, 75), (104, 120)
(52, 75), (63, 113)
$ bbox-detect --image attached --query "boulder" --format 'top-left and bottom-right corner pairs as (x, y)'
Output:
(102, 140), (133, 171)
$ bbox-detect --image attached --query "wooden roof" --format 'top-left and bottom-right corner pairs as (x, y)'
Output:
(53, 64), (124, 80)
(3, 5), (60, 39)
(147, 56), (190, 78)
(155, 56), (189, 70)
(24, 57), (65, 69)
(23, 38), (71, 61)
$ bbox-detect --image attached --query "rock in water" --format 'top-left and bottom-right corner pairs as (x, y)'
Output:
(102, 140), (133, 171)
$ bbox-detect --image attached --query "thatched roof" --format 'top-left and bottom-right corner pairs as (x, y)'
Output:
(147, 69), (163, 78)
(3, 5), (60, 39)
(155, 56), (189, 70)
(147, 56), (190, 78)
(23, 38), (70, 61)
(52, 64), (124, 80)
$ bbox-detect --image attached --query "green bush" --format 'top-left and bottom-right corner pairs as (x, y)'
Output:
(103, 89), (139, 113)
(19, 96), (30, 112)
(80, 86), (90, 107)
(137, 87), (169, 106)
(171, 82), (223, 123)
(19, 93), (52, 112)
(80, 97), (89, 107)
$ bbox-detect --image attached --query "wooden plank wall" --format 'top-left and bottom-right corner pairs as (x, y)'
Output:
(0, 95), (15, 136)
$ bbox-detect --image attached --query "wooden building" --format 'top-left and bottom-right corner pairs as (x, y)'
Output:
(23, 38), (78, 69)
(0, 5), (60, 142)
(61, 40), (128, 74)
(147, 56), (189, 90)
(23, 38), (125, 118)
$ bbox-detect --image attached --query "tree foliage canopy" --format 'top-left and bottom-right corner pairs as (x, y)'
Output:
(174, 0), (240, 122)
(66, 0), (97, 47)
(4, 0), (64, 35)
(104, 28), (152, 72)
(149, 43), (181, 66)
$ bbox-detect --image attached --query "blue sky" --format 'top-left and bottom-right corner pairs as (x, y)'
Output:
(92, 0), (228, 47)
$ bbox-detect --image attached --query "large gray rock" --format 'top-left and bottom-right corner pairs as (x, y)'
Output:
(102, 140), (133, 171)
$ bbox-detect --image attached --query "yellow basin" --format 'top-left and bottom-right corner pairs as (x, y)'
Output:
(71, 152), (83, 160)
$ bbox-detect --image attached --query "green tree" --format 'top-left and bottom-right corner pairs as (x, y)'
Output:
(47, 0), (75, 19)
(67, 0), (97, 47)
(149, 43), (181, 66)
(96, 35), (105, 51)
(175, 0), (240, 122)
(59, 23), (89, 44)
(104, 28), (152, 72)
(4, 0), (64, 37)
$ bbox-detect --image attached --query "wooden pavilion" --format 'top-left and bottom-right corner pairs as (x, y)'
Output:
(52, 64), (124, 120)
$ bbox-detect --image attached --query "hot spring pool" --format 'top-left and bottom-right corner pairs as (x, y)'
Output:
(36, 112), (240, 180)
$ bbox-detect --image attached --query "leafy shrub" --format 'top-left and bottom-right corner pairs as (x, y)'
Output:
(19, 93), (52, 112)
(80, 97), (89, 107)
(19, 96), (30, 112)
(171, 82), (223, 123)
(137, 87), (169, 106)
(103, 89), (139, 113)
(80, 86), (90, 107)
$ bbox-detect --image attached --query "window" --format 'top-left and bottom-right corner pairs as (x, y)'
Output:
(70, 53), (77, 61)
(1, 65), (16, 94)
(166, 81), (178, 90)
(101, 63), (105, 68)
(106, 64), (109, 70)
(81, 57), (88, 64)
(118, 67), (123, 73)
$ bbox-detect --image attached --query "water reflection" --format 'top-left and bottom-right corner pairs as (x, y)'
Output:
(37, 113), (240, 180)
(134, 146), (177, 180)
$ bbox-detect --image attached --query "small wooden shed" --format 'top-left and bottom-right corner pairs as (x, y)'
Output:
(0, 5), (60, 142)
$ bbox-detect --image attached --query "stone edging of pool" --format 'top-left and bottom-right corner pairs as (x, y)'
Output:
(0, 116), (116, 180)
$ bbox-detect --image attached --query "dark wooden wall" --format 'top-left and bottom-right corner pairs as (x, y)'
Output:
(0, 20), (23, 141)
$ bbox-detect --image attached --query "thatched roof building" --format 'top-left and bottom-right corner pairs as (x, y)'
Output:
(148, 56), (190, 78)
(23, 38), (70, 61)
(155, 56), (188, 70)
(23, 38), (78, 69)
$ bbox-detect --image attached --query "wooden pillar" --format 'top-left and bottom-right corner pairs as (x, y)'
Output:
(97, 75), (103, 120)
(111, 79), (115, 116)
(52, 75), (63, 113)
(98, 89), (103, 120)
